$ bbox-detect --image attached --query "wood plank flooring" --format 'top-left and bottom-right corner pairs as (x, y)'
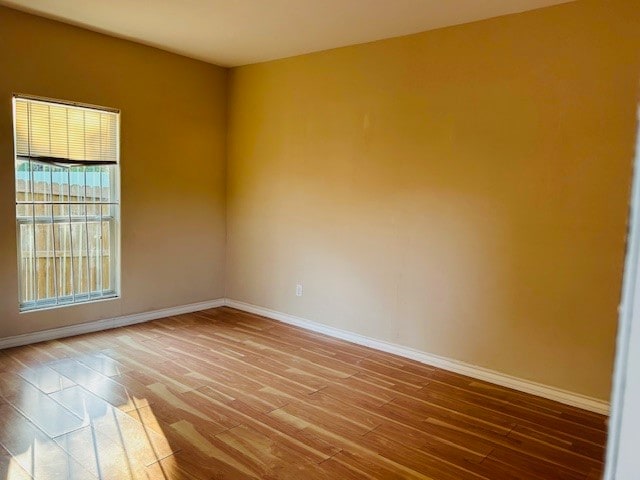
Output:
(0, 307), (608, 479)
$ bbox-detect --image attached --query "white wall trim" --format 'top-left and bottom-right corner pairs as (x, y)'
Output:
(225, 299), (610, 415)
(0, 299), (226, 350)
(0, 296), (610, 415)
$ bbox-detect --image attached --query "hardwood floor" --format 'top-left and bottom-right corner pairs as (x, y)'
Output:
(0, 307), (607, 479)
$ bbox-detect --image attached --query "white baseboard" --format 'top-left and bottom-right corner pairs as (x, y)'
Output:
(0, 296), (609, 415)
(225, 299), (610, 415)
(0, 299), (226, 350)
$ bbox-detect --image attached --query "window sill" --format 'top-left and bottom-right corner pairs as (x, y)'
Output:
(19, 293), (120, 314)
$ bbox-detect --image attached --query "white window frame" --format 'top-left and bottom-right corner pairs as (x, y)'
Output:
(13, 94), (121, 312)
(604, 106), (640, 480)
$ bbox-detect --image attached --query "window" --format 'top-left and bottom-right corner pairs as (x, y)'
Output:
(13, 96), (120, 311)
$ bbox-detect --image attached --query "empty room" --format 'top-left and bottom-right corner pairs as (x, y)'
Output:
(1, 0), (639, 478)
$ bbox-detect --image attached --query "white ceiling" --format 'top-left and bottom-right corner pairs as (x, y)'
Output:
(0, 0), (574, 67)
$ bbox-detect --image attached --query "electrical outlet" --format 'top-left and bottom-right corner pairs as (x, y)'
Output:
(296, 283), (303, 297)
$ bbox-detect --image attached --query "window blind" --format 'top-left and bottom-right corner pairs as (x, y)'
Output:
(14, 97), (118, 166)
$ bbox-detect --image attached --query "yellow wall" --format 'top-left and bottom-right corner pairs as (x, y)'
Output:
(227, 0), (640, 400)
(0, 7), (227, 337)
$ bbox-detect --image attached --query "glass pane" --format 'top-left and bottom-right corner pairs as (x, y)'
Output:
(16, 203), (33, 219)
(33, 164), (52, 218)
(69, 167), (86, 213)
(34, 164), (52, 202)
(102, 165), (112, 203)
(86, 203), (99, 217)
(35, 203), (52, 221)
(71, 221), (89, 296)
(101, 221), (112, 292)
(56, 203), (70, 220)
(51, 164), (69, 217)
(54, 223), (73, 299)
(87, 221), (101, 295)
(86, 168), (101, 203)
(34, 222), (56, 302)
(18, 223), (36, 303)
(15, 159), (33, 202)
